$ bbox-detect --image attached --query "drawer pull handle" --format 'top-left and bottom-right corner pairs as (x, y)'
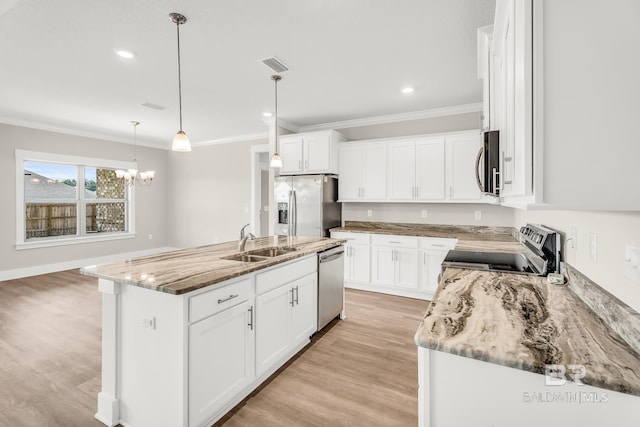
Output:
(290, 288), (295, 307)
(218, 294), (239, 304)
(431, 244), (446, 247)
(389, 241), (402, 244)
(248, 306), (254, 330)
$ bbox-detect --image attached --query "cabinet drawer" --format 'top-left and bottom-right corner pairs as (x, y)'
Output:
(256, 255), (317, 296)
(189, 278), (251, 324)
(331, 231), (370, 244)
(371, 234), (418, 248)
(418, 237), (457, 250)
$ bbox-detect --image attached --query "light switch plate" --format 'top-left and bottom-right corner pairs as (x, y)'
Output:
(624, 244), (640, 284)
(474, 210), (482, 221)
(589, 233), (597, 263)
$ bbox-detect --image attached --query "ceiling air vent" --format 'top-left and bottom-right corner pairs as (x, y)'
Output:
(261, 56), (289, 73)
(141, 102), (166, 111)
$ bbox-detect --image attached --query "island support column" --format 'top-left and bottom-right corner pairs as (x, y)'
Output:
(96, 279), (120, 426)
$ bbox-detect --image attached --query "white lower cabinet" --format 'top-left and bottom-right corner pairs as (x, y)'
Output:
(255, 272), (317, 378)
(189, 300), (254, 427)
(371, 235), (419, 290)
(331, 230), (456, 300)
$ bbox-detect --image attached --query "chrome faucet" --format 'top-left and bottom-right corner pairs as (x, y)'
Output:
(238, 224), (255, 251)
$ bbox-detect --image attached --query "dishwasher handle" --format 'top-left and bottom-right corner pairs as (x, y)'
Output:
(319, 247), (345, 263)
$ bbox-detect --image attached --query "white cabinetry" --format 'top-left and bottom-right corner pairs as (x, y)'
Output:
(332, 232), (370, 284)
(371, 235), (419, 290)
(278, 130), (345, 175)
(387, 138), (445, 201)
(331, 230), (457, 300)
(445, 133), (483, 201)
(189, 300), (254, 427)
(338, 143), (386, 201)
(255, 261), (317, 378)
(341, 130), (485, 203)
(418, 238), (457, 295)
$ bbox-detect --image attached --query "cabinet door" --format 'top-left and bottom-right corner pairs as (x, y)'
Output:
(394, 248), (419, 289)
(349, 243), (371, 283)
(420, 249), (447, 293)
(255, 284), (292, 377)
(338, 145), (363, 200)
(446, 134), (482, 201)
(280, 138), (303, 174)
(361, 144), (387, 200)
(290, 274), (317, 346)
(304, 134), (331, 173)
(371, 246), (395, 286)
(189, 301), (254, 427)
(387, 141), (416, 200)
(415, 138), (446, 200)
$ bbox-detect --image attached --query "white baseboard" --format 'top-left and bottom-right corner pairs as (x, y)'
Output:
(0, 247), (179, 281)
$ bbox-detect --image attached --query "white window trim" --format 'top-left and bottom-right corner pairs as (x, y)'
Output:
(15, 149), (137, 250)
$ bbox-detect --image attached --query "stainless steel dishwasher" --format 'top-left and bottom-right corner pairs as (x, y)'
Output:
(317, 245), (345, 331)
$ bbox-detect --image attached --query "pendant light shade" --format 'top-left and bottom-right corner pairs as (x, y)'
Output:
(270, 74), (283, 168)
(170, 12), (191, 152)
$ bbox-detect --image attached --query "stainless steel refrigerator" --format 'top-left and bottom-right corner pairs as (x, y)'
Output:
(274, 175), (341, 237)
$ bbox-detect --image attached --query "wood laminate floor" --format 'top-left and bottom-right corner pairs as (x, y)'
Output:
(0, 270), (427, 427)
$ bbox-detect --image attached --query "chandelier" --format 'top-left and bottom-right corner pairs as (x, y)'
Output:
(115, 121), (155, 186)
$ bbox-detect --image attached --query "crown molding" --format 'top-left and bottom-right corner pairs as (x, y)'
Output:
(297, 102), (483, 133)
(0, 116), (166, 150)
(261, 117), (300, 132)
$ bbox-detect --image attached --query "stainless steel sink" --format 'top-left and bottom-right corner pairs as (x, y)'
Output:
(221, 254), (268, 263)
(246, 247), (299, 257)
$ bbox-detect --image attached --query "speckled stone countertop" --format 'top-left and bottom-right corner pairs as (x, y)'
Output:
(81, 236), (343, 295)
(415, 267), (640, 397)
(331, 221), (524, 254)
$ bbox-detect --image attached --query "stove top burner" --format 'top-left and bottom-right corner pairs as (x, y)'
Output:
(443, 224), (561, 276)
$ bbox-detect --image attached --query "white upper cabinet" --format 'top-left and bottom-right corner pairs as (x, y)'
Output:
(338, 143), (386, 201)
(278, 130), (345, 175)
(446, 133), (483, 201)
(343, 131), (482, 203)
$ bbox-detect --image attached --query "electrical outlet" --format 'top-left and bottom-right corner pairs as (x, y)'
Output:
(421, 209), (428, 219)
(141, 315), (156, 330)
(474, 210), (482, 221)
(589, 233), (598, 263)
(624, 244), (640, 284)
(569, 227), (577, 249)
(367, 209), (373, 217)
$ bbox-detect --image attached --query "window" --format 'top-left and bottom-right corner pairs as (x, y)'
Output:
(16, 150), (136, 249)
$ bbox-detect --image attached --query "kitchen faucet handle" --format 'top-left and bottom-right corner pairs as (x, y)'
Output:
(240, 223), (250, 239)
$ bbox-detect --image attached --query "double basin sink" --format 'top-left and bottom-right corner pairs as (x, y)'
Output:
(221, 246), (299, 263)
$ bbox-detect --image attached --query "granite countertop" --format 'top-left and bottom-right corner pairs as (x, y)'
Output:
(415, 267), (640, 397)
(331, 221), (524, 254)
(81, 236), (343, 295)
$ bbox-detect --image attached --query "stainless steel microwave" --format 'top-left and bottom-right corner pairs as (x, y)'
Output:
(476, 130), (500, 196)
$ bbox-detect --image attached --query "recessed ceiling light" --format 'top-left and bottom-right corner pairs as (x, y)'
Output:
(401, 87), (415, 94)
(114, 48), (135, 59)
(263, 112), (273, 117)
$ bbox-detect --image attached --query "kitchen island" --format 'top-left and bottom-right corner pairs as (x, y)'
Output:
(415, 267), (640, 427)
(81, 236), (344, 427)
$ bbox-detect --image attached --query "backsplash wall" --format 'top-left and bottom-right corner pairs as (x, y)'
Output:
(342, 203), (515, 227)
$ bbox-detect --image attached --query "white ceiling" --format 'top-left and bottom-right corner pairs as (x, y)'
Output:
(0, 0), (495, 149)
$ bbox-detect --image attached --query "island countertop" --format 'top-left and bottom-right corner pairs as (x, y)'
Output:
(415, 267), (640, 397)
(81, 236), (343, 295)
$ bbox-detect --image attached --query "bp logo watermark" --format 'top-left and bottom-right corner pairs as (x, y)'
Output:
(522, 364), (609, 404)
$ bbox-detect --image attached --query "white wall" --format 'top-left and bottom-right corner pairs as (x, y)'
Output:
(0, 123), (168, 272)
(167, 138), (268, 248)
(514, 209), (640, 313)
(342, 203), (514, 227)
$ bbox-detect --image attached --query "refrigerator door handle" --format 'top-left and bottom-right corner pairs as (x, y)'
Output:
(475, 146), (485, 193)
(289, 190), (297, 236)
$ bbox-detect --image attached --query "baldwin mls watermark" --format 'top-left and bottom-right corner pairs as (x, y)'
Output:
(522, 364), (609, 404)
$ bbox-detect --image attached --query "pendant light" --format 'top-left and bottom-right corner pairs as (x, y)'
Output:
(115, 121), (155, 186)
(270, 74), (283, 168)
(169, 12), (191, 152)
